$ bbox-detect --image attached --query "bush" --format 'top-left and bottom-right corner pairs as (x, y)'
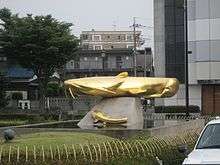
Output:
(0, 113), (58, 125)
(0, 120), (28, 127)
(11, 92), (23, 100)
(46, 83), (65, 97)
(0, 113), (38, 120)
(155, 105), (200, 113)
(0, 74), (8, 108)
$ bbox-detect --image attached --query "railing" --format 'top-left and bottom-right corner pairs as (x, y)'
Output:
(0, 131), (199, 164)
(144, 113), (216, 123)
(65, 68), (133, 73)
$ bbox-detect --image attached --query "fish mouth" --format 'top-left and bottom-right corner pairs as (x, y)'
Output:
(163, 78), (179, 97)
(64, 81), (76, 99)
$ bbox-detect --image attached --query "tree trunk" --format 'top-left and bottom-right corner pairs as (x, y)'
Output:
(38, 81), (45, 112)
(38, 76), (48, 113)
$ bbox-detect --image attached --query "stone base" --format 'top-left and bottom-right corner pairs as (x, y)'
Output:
(78, 97), (143, 129)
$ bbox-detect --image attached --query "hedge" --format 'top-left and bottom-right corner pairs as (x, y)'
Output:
(11, 92), (23, 100)
(155, 105), (200, 113)
(0, 113), (59, 126)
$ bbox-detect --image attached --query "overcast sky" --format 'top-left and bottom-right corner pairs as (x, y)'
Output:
(1, 0), (153, 46)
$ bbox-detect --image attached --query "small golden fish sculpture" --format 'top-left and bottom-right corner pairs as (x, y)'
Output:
(64, 72), (179, 98)
(91, 110), (127, 124)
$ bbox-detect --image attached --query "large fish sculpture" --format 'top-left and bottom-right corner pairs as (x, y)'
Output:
(64, 72), (179, 98)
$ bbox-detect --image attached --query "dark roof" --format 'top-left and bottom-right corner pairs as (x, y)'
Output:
(6, 67), (34, 78)
(81, 30), (141, 33)
(77, 48), (133, 55)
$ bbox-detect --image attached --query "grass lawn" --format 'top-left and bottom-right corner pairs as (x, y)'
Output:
(0, 132), (115, 151)
(0, 131), (197, 164)
(0, 120), (28, 127)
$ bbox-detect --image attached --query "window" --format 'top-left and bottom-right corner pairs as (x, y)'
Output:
(95, 57), (98, 61)
(126, 56), (129, 60)
(165, 0), (174, 7)
(93, 35), (101, 41)
(127, 45), (134, 49)
(175, 8), (184, 25)
(118, 35), (121, 40)
(176, 26), (184, 42)
(111, 45), (114, 49)
(82, 34), (88, 40)
(82, 44), (89, 50)
(196, 124), (220, 149)
(70, 61), (74, 67)
(126, 35), (133, 41)
(0, 57), (7, 61)
(93, 45), (102, 50)
(84, 57), (87, 61)
(75, 61), (80, 69)
(165, 0), (185, 83)
(116, 56), (122, 69)
(165, 26), (175, 44)
(165, 7), (175, 26)
(107, 35), (110, 39)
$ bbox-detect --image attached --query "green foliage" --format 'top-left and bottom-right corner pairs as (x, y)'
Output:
(46, 83), (64, 97)
(0, 119), (28, 127)
(0, 113), (58, 126)
(155, 105), (200, 113)
(11, 92), (23, 100)
(0, 8), (79, 72)
(0, 8), (79, 109)
(1, 132), (115, 149)
(0, 73), (8, 109)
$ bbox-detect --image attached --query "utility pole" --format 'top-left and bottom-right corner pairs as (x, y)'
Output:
(184, 0), (189, 117)
(130, 17), (145, 77)
(133, 17), (137, 76)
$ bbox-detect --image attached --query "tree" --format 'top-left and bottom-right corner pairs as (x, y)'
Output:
(11, 92), (23, 100)
(0, 73), (8, 109)
(46, 83), (64, 97)
(0, 8), (79, 110)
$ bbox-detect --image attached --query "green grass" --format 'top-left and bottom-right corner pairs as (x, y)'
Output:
(0, 120), (28, 127)
(0, 132), (114, 149)
(0, 131), (199, 164)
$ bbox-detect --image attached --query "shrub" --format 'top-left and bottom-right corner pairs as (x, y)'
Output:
(0, 120), (28, 127)
(0, 114), (59, 127)
(155, 105), (200, 113)
(46, 83), (65, 97)
(0, 74), (8, 108)
(11, 92), (23, 100)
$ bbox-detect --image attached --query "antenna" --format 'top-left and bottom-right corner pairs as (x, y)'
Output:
(112, 21), (117, 31)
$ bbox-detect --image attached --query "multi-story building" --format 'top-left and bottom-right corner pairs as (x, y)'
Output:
(154, 0), (220, 114)
(80, 30), (142, 50)
(65, 30), (152, 78)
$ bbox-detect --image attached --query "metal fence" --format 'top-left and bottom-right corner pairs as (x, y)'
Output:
(0, 131), (199, 164)
(6, 96), (101, 114)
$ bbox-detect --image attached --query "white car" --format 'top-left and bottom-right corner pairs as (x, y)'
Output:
(182, 118), (220, 164)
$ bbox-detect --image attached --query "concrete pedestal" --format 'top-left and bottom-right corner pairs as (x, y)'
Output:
(78, 97), (143, 129)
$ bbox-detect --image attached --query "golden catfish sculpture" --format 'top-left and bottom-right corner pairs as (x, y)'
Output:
(64, 72), (179, 98)
(91, 110), (127, 124)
